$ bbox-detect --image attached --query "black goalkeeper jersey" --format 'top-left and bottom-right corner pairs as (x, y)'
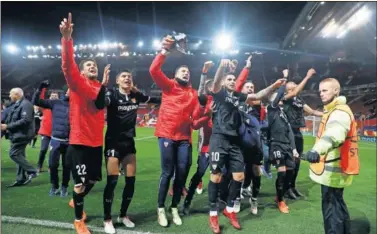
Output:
(105, 87), (159, 140)
(283, 95), (306, 129)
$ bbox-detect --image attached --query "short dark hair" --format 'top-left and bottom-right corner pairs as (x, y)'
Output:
(224, 73), (236, 78)
(116, 69), (133, 79)
(79, 59), (97, 71)
(175, 65), (189, 75)
(49, 91), (59, 96)
(242, 80), (254, 87)
(46, 90), (59, 99)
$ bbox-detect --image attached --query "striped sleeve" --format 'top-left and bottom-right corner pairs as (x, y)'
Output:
(313, 110), (351, 155)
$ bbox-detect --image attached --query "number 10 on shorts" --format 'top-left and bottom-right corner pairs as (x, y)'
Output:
(211, 152), (220, 162)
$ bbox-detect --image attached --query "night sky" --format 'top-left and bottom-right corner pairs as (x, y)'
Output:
(1, 1), (306, 46)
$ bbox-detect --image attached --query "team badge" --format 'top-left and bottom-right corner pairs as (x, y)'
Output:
(131, 98), (136, 103)
(119, 100), (123, 103)
(212, 164), (217, 170)
(164, 142), (169, 147)
(205, 153), (209, 158)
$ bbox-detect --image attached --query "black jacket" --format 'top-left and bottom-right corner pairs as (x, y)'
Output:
(5, 98), (35, 143)
(32, 90), (70, 141)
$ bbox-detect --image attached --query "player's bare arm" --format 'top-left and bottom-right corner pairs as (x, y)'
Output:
(198, 61), (214, 95)
(284, 68), (316, 100)
(246, 78), (287, 104)
(304, 104), (323, 117)
(212, 59), (232, 93)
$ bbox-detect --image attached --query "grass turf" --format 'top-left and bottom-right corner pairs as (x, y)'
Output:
(1, 127), (376, 234)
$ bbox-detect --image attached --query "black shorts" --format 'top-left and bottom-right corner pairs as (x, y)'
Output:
(66, 144), (103, 186)
(292, 128), (304, 155)
(104, 137), (136, 161)
(209, 134), (244, 174)
(269, 143), (295, 170)
(242, 146), (263, 166)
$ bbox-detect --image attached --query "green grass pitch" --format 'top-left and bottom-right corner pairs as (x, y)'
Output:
(1, 128), (376, 234)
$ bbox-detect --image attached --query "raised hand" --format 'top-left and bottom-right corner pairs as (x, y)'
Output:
(131, 86), (140, 93)
(246, 55), (252, 68)
(220, 59), (231, 68)
(202, 61), (214, 73)
(306, 68), (316, 78)
(161, 35), (175, 50)
(272, 78), (287, 89)
(282, 69), (289, 78)
(229, 59), (238, 73)
(59, 12), (74, 40)
(39, 80), (50, 89)
(102, 64), (111, 86)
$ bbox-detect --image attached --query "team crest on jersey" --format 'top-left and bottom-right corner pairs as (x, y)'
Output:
(225, 96), (240, 107)
(205, 153), (209, 158)
(131, 98), (136, 103)
(212, 164), (217, 170)
(164, 142), (169, 147)
(119, 100), (123, 103)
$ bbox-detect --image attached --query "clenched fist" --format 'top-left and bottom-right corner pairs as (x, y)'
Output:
(306, 68), (316, 78)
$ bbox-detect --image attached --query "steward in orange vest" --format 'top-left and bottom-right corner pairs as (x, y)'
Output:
(304, 78), (359, 234)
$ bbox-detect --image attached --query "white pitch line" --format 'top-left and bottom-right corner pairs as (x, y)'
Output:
(2, 216), (154, 234)
(135, 136), (156, 141)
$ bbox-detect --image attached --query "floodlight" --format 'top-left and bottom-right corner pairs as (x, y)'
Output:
(214, 33), (233, 50)
(6, 44), (20, 54)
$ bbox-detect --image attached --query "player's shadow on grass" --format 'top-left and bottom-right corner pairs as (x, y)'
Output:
(349, 209), (371, 234)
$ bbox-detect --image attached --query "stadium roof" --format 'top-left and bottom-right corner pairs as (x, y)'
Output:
(2, 2), (305, 48)
(282, 2), (376, 64)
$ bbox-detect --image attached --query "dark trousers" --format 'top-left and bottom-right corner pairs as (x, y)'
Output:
(321, 185), (351, 234)
(48, 139), (70, 188)
(262, 139), (271, 172)
(9, 142), (37, 182)
(157, 137), (192, 208)
(37, 135), (51, 168)
(185, 153), (209, 204)
(291, 129), (304, 188)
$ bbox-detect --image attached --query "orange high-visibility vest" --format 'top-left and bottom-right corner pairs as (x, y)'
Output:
(310, 104), (360, 176)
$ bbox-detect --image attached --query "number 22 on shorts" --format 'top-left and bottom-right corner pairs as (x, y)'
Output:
(76, 164), (87, 176)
